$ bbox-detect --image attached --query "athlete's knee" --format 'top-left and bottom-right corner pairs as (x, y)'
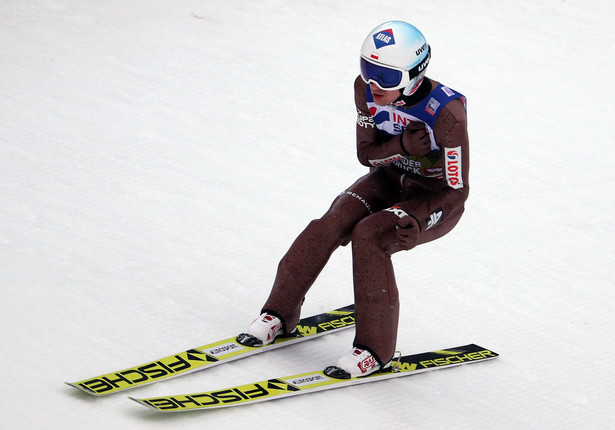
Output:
(304, 216), (351, 245)
(316, 199), (368, 237)
(351, 211), (421, 255)
(351, 215), (389, 250)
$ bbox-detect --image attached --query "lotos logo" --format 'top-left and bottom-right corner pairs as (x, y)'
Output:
(373, 29), (395, 49)
(444, 147), (463, 189)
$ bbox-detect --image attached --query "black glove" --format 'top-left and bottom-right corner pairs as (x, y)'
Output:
(401, 122), (430, 157)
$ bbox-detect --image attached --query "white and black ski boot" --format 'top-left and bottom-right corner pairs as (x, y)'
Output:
(324, 347), (390, 379)
(236, 313), (286, 347)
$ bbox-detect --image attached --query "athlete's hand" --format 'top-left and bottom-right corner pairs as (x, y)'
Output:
(396, 215), (420, 250)
(401, 122), (430, 157)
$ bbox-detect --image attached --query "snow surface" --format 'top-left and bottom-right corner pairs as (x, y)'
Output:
(2, 0), (614, 428)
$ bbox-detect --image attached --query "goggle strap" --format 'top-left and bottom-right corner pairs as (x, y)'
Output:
(407, 45), (431, 80)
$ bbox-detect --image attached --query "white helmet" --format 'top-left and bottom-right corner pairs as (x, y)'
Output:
(360, 21), (430, 96)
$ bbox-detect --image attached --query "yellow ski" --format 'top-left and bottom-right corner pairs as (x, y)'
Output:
(131, 344), (498, 412)
(66, 305), (355, 396)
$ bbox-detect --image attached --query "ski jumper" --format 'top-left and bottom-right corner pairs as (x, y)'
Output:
(261, 76), (470, 364)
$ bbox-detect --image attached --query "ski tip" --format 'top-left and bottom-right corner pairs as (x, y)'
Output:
(129, 397), (149, 408)
(65, 381), (87, 393)
(64, 381), (77, 392)
(64, 381), (106, 396)
(129, 397), (168, 412)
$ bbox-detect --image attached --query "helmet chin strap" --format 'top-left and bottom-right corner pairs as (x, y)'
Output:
(394, 78), (431, 106)
(402, 77), (424, 96)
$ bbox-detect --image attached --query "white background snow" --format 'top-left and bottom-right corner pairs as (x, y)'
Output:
(2, 1), (614, 428)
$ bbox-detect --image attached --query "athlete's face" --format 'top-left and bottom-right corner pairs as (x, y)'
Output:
(369, 84), (402, 106)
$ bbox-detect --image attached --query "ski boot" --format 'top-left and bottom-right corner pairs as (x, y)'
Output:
(324, 347), (390, 379)
(236, 312), (289, 347)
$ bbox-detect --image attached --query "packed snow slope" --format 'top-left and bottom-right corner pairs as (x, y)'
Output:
(1, 1), (614, 429)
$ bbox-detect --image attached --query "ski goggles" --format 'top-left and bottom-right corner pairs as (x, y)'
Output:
(360, 45), (431, 90)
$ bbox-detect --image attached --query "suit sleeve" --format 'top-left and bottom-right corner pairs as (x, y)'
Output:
(408, 97), (470, 231)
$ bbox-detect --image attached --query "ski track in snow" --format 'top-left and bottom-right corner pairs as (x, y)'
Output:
(1, 1), (614, 429)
